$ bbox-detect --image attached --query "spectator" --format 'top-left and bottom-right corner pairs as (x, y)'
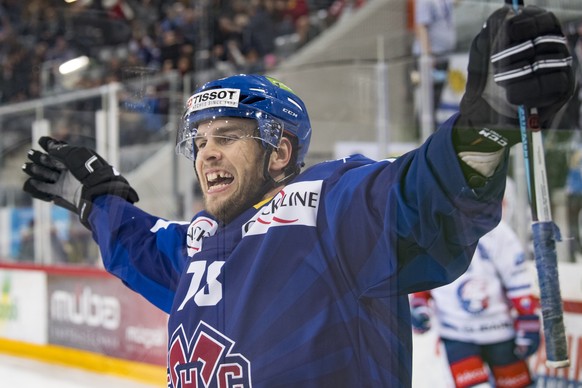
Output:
(36, 6), (65, 45)
(0, 39), (33, 103)
(272, 0), (296, 36)
(413, 0), (458, 135)
(128, 21), (161, 68)
(209, 0), (248, 67)
(0, 3), (13, 44)
(175, 5), (200, 46)
(1, 0), (23, 34)
(287, 0), (316, 46)
(45, 35), (78, 63)
(159, 1), (184, 33)
(158, 29), (183, 70)
(242, 0), (276, 73)
(176, 53), (194, 76)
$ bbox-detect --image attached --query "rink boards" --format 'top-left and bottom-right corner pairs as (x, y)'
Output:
(0, 263), (167, 385)
(0, 261), (580, 386)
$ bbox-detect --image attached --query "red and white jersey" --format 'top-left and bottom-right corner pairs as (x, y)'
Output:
(425, 221), (535, 344)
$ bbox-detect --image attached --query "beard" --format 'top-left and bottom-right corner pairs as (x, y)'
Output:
(204, 154), (271, 225)
(206, 177), (269, 224)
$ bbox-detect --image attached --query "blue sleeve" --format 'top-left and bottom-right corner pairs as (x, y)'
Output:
(323, 115), (506, 296)
(88, 195), (190, 313)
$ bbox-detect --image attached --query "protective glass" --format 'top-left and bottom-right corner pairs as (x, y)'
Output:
(176, 112), (283, 161)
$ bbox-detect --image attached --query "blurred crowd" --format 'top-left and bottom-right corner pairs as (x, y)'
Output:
(0, 0), (367, 105)
(0, 0), (368, 264)
(0, 0), (369, 215)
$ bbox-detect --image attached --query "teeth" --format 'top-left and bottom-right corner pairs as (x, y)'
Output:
(206, 171), (233, 183)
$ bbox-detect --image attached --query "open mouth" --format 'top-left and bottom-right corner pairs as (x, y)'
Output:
(206, 171), (234, 191)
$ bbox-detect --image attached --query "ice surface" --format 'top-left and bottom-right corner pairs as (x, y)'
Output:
(0, 330), (452, 387)
(0, 353), (159, 388)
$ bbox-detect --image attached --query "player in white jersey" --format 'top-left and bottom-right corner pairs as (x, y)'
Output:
(410, 220), (540, 388)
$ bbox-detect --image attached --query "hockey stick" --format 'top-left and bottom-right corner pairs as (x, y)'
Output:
(506, 0), (570, 368)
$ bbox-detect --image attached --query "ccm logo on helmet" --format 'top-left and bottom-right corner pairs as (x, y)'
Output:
(186, 88), (240, 113)
(282, 108), (298, 118)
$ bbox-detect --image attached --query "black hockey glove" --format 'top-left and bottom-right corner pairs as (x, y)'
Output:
(455, 5), (574, 153)
(22, 136), (139, 229)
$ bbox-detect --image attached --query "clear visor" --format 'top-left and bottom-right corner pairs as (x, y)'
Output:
(176, 108), (284, 161)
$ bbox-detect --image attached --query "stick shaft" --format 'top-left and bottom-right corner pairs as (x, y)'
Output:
(519, 105), (569, 368)
(531, 129), (552, 222)
(506, 0), (569, 367)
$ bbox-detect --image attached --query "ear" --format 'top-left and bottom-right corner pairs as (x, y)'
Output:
(268, 137), (292, 179)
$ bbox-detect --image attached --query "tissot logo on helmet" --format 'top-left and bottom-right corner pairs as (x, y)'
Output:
(186, 88), (240, 113)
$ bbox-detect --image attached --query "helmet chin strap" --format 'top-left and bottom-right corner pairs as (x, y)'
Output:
(259, 147), (297, 193)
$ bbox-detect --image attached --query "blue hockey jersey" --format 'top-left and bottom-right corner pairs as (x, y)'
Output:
(88, 117), (506, 387)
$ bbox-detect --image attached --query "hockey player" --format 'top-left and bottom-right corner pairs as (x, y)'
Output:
(410, 220), (540, 388)
(21, 5), (573, 387)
